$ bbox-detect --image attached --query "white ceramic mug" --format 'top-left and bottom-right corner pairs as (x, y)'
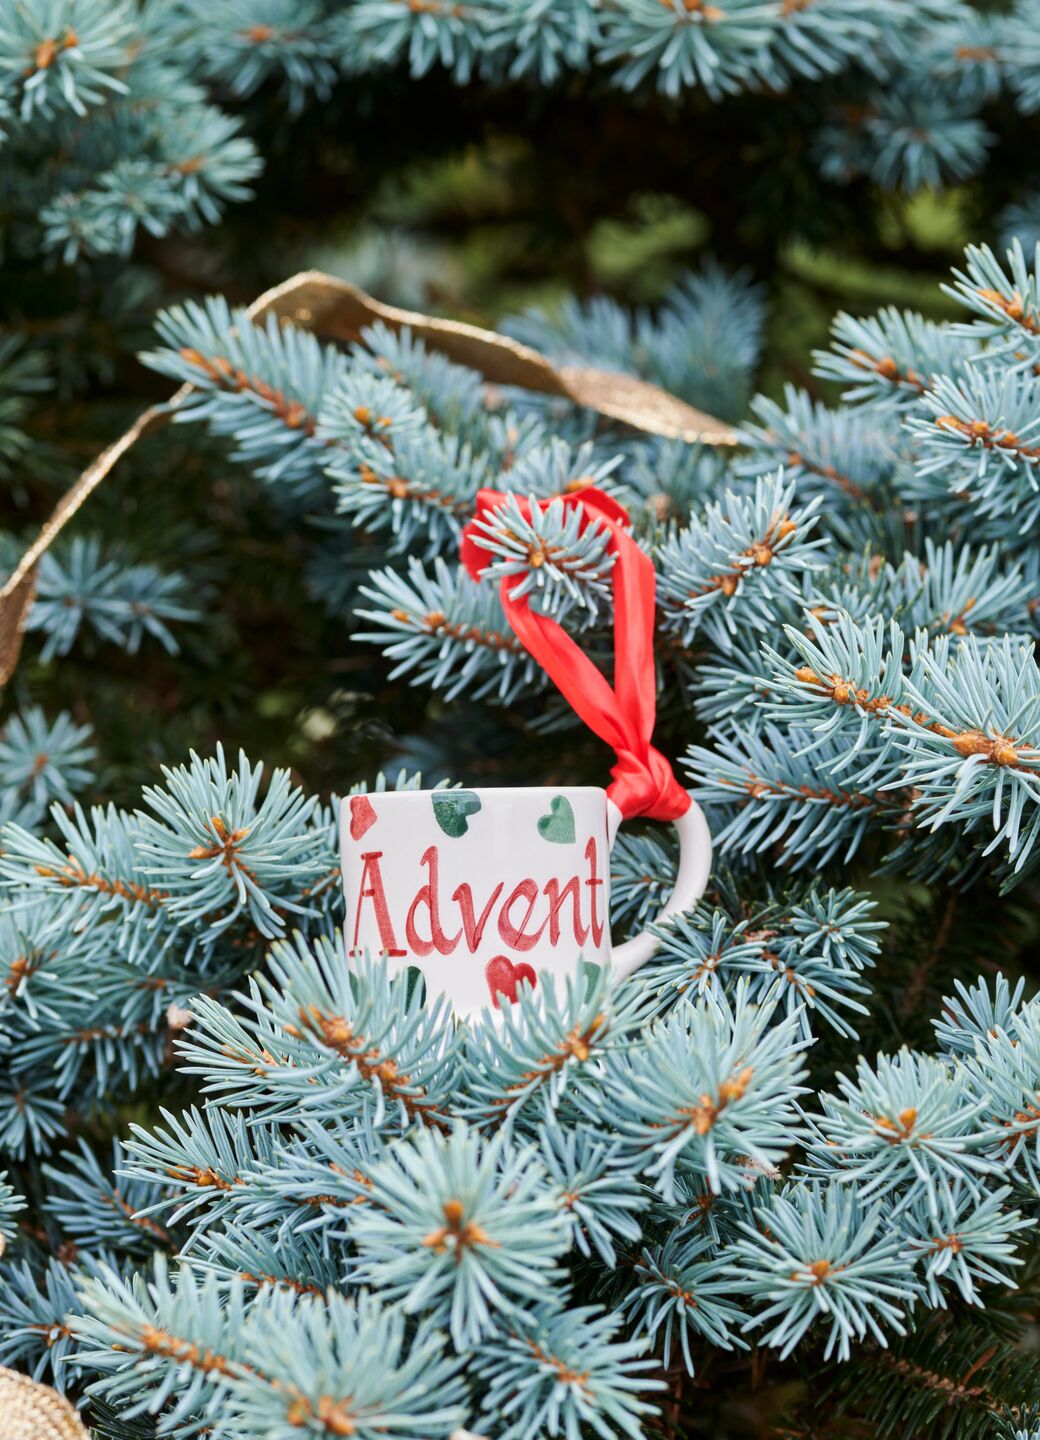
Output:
(340, 785), (711, 1016)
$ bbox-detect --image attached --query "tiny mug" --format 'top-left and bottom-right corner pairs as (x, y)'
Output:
(340, 785), (712, 1016)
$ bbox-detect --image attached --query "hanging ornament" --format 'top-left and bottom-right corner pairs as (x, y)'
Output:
(340, 486), (712, 1014)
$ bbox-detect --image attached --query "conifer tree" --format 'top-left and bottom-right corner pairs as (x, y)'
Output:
(3, 6), (1040, 1438)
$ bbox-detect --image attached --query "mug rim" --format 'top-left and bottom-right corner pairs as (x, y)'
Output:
(343, 784), (608, 801)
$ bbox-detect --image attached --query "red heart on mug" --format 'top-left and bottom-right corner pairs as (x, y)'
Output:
(349, 794), (377, 840)
(485, 955), (537, 1008)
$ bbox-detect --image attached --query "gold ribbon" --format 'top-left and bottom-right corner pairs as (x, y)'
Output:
(0, 1367), (90, 1440)
(0, 271), (737, 687)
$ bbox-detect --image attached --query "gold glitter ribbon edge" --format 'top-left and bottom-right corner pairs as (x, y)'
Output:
(0, 269), (737, 687)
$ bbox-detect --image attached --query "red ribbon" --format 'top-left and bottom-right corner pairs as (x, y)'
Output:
(460, 486), (690, 822)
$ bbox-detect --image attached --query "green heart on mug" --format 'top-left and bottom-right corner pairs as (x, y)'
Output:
(537, 794), (576, 844)
(432, 789), (482, 838)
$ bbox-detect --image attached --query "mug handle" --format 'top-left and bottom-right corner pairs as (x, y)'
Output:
(607, 793), (713, 983)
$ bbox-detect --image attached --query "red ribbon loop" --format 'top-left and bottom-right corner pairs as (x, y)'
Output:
(460, 486), (690, 823)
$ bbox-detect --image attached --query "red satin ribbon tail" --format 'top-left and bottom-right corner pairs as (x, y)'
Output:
(504, 589), (628, 753)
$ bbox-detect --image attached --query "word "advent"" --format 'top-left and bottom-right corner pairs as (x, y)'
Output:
(349, 838), (605, 957)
